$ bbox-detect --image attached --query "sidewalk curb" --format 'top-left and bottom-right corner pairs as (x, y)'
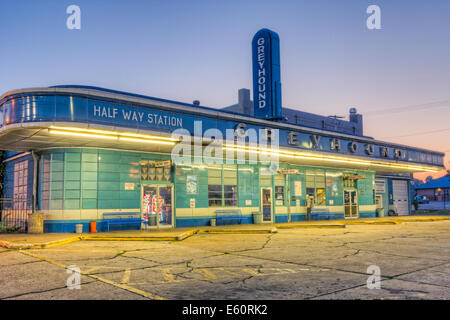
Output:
(81, 235), (179, 241)
(176, 229), (199, 240)
(336, 221), (400, 225)
(0, 236), (82, 250)
(386, 217), (449, 222)
(275, 224), (345, 229)
(198, 228), (278, 234)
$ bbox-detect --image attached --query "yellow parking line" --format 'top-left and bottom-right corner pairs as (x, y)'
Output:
(121, 268), (131, 284)
(242, 268), (260, 276)
(195, 268), (219, 280)
(18, 250), (166, 300)
(161, 268), (178, 283)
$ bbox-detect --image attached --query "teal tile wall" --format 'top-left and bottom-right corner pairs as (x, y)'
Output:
(357, 172), (375, 205)
(37, 148), (376, 212)
(175, 165), (208, 208)
(38, 148), (147, 211)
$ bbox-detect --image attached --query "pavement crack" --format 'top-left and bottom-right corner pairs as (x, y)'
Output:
(341, 248), (361, 259)
(0, 280), (99, 300)
(225, 234), (274, 254)
(0, 260), (42, 267)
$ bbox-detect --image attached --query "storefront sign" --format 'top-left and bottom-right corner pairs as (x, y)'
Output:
(93, 104), (183, 129)
(155, 160), (172, 167)
(252, 29), (282, 120)
(124, 183), (135, 190)
(278, 169), (299, 174)
(141, 160), (172, 181)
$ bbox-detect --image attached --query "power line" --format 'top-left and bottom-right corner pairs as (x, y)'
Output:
(364, 99), (450, 116)
(380, 128), (450, 139)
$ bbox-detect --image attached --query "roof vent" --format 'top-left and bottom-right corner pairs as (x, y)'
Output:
(193, 100), (200, 106)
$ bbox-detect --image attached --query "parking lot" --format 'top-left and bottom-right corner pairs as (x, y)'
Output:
(1, 220), (450, 300)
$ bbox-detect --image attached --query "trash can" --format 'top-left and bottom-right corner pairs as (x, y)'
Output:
(252, 212), (263, 224)
(28, 213), (44, 234)
(90, 221), (97, 233)
(75, 224), (83, 234)
(378, 208), (385, 217)
(210, 218), (216, 227)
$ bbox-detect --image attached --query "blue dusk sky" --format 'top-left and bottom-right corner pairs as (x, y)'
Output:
(1, 0), (449, 177)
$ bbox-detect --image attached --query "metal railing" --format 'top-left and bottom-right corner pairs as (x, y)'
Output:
(0, 198), (32, 233)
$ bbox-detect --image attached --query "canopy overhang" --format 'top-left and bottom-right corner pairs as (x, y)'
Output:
(0, 123), (443, 174)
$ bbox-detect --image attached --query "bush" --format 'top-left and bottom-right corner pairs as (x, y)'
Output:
(0, 223), (22, 233)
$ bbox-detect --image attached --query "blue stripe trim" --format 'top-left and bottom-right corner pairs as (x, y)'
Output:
(44, 219), (140, 233)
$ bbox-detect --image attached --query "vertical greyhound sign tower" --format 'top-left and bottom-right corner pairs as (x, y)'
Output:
(252, 28), (283, 120)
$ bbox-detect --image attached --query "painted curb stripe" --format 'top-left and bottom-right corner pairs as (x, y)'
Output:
(336, 221), (399, 225)
(275, 224), (346, 229)
(198, 228), (277, 234)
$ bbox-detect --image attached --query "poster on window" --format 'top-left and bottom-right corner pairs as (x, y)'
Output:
(186, 175), (198, 194)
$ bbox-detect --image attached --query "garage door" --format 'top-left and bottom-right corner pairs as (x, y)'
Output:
(392, 180), (409, 216)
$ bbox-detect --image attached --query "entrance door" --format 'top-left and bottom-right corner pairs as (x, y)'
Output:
(142, 185), (173, 227)
(261, 188), (273, 222)
(392, 180), (409, 216)
(344, 190), (358, 218)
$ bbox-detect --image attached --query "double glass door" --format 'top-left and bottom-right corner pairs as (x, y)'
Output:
(344, 190), (358, 218)
(142, 185), (173, 227)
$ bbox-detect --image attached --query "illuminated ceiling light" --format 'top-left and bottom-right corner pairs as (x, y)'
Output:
(119, 137), (175, 145)
(47, 127), (441, 172)
(48, 128), (175, 145)
(50, 126), (178, 142)
(222, 146), (442, 172)
(49, 129), (118, 140)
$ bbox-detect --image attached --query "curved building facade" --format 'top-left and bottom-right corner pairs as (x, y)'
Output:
(0, 29), (445, 233)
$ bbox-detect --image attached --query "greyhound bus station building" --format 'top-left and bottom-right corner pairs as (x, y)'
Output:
(0, 30), (444, 233)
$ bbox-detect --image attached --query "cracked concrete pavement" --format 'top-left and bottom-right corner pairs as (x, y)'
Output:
(1, 220), (449, 300)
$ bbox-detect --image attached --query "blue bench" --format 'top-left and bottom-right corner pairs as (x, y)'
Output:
(311, 208), (334, 220)
(215, 209), (246, 225)
(102, 212), (142, 232)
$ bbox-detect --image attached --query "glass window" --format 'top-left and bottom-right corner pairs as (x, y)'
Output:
(14, 160), (28, 199)
(224, 185), (237, 206)
(224, 166), (237, 207)
(208, 185), (222, 207)
(316, 188), (326, 206)
(315, 170), (325, 205)
(305, 169), (326, 206)
(275, 186), (285, 204)
(208, 165), (238, 207)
